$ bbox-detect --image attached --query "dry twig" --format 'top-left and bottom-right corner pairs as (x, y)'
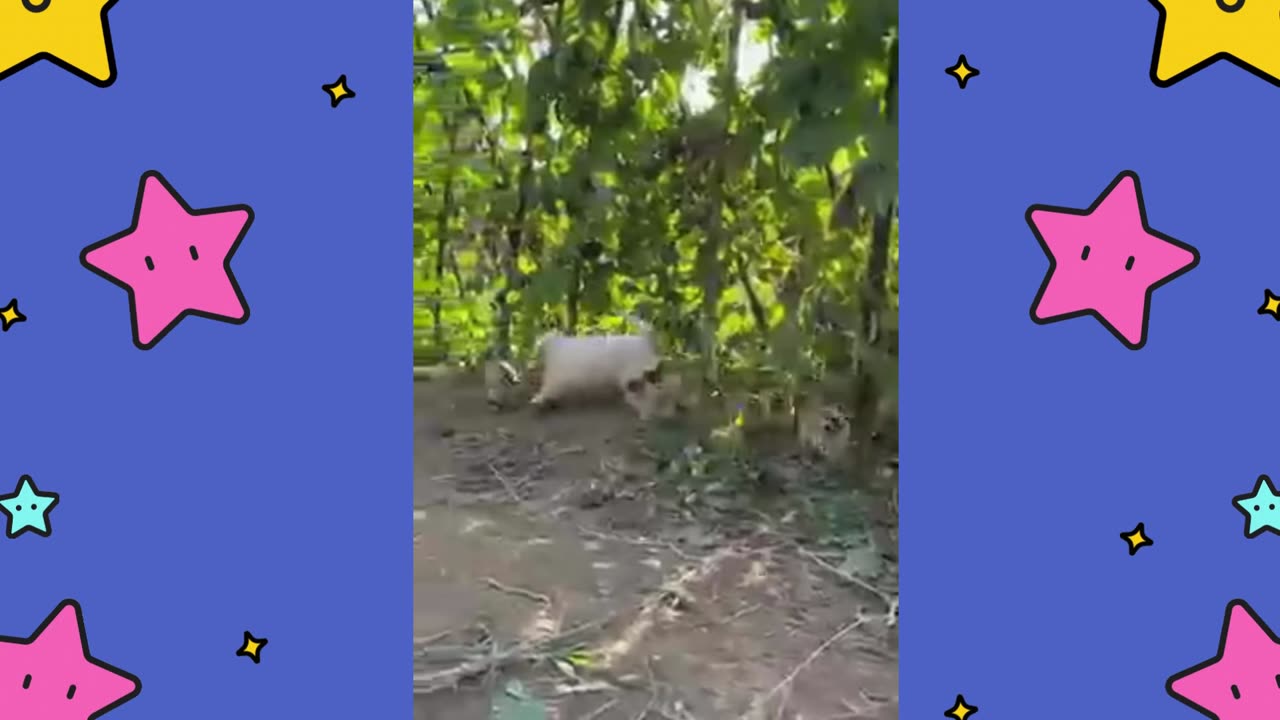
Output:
(484, 576), (552, 606)
(578, 698), (618, 720)
(414, 613), (617, 695)
(578, 525), (700, 562)
(797, 548), (895, 610)
(488, 461), (529, 506)
(738, 615), (869, 720)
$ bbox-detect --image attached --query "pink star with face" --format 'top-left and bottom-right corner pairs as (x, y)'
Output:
(1026, 170), (1199, 350)
(1168, 599), (1280, 720)
(81, 170), (254, 350)
(0, 600), (140, 720)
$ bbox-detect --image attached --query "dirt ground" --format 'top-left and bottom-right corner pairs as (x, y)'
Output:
(414, 372), (899, 720)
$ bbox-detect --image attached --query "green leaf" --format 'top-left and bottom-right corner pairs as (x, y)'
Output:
(781, 114), (854, 168)
(490, 680), (548, 720)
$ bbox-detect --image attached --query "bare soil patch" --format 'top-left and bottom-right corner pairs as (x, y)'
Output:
(414, 372), (898, 720)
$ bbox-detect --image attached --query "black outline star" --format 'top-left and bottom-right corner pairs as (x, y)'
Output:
(1025, 170), (1200, 351)
(1258, 289), (1280, 320)
(1120, 522), (1154, 555)
(944, 693), (978, 720)
(1232, 474), (1280, 539)
(79, 170), (254, 351)
(0, 298), (26, 331)
(0, 0), (120, 87)
(236, 630), (268, 664)
(0, 599), (141, 719)
(0, 474), (59, 538)
(1168, 599), (1280, 716)
(1148, 0), (1280, 88)
(945, 54), (980, 89)
(322, 74), (356, 108)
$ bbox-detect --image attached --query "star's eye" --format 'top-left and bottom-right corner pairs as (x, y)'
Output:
(1217, 0), (1245, 12)
(66, 684), (76, 700)
(1231, 684), (1241, 699)
(1080, 245), (1091, 261)
(1125, 256), (1135, 271)
(144, 256), (155, 271)
(189, 245), (199, 261)
(22, 674), (31, 689)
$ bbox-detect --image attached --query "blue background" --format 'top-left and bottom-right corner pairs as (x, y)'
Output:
(901, 1), (1280, 717)
(0, 2), (410, 718)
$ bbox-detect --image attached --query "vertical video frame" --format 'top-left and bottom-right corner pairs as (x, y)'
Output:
(413, 0), (899, 717)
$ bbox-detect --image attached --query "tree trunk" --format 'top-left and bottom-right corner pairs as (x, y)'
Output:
(852, 35), (897, 443)
(432, 126), (458, 355)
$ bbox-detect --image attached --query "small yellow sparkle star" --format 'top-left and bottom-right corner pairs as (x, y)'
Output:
(945, 54), (980, 89)
(1120, 522), (1154, 556)
(322, 74), (356, 108)
(0, 298), (26, 332)
(1258, 289), (1280, 320)
(944, 694), (978, 720)
(236, 630), (268, 664)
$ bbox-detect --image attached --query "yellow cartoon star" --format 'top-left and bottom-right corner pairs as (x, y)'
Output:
(1149, 0), (1280, 87)
(322, 74), (356, 108)
(0, 299), (25, 332)
(0, 0), (119, 87)
(945, 54), (980, 89)
(236, 630), (268, 664)
(1120, 522), (1154, 556)
(1259, 289), (1280, 320)
(944, 694), (978, 720)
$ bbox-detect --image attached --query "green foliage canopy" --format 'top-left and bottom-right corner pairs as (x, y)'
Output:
(413, 0), (898, 400)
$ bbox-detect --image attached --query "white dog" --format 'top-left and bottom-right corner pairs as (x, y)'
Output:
(530, 317), (673, 419)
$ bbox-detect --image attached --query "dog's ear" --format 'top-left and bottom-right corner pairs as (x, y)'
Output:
(643, 361), (664, 385)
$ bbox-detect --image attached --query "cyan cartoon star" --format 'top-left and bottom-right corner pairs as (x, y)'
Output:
(1258, 289), (1280, 320)
(0, 299), (26, 331)
(236, 631), (267, 664)
(1234, 474), (1280, 539)
(321, 74), (355, 107)
(1120, 522), (1154, 555)
(0, 475), (59, 538)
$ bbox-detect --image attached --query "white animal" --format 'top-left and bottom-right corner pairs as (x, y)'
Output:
(530, 317), (671, 419)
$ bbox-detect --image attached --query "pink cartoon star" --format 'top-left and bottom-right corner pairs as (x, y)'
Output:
(1026, 170), (1199, 350)
(0, 599), (140, 720)
(81, 170), (254, 350)
(1168, 599), (1280, 720)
